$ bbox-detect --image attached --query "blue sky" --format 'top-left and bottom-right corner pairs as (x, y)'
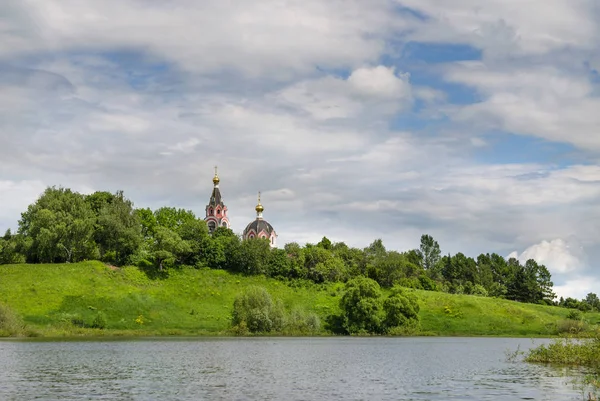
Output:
(1, 0), (600, 299)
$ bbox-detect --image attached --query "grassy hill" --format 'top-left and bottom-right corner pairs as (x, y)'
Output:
(0, 262), (598, 337)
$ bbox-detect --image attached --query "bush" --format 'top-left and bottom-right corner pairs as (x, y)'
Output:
(567, 309), (582, 320)
(557, 319), (588, 334)
(396, 277), (423, 290)
(231, 286), (285, 333)
(91, 312), (107, 329)
(470, 284), (488, 297)
(418, 275), (438, 291)
(285, 308), (321, 334)
(383, 287), (420, 333)
(335, 278), (421, 335)
(0, 303), (25, 336)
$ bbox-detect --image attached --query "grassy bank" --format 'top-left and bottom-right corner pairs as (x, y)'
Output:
(0, 262), (598, 337)
(525, 334), (600, 398)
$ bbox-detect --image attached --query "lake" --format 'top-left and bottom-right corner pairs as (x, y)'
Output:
(0, 337), (588, 400)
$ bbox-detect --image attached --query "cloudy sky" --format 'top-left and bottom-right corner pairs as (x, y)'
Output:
(1, 0), (599, 299)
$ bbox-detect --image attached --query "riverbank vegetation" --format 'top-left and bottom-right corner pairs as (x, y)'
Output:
(0, 261), (599, 337)
(0, 186), (599, 337)
(524, 333), (600, 398)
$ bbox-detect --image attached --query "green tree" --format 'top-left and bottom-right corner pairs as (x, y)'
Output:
(284, 242), (306, 279)
(153, 207), (197, 233)
(150, 226), (191, 270)
(369, 251), (420, 288)
(92, 190), (141, 265)
(331, 242), (365, 278)
(18, 187), (97, 263)
(231, 237), (271, 275)
(585, 293), (600, 311)
(417, 234), (441, 270)
(0, 229), (25, 264)
(339, 277), (384, 334)
(316, 236), (332, 250)
(178, 219), (209, 266)
(136, 208), (158, 240)
(382, 287), (420, 331)
(302, 245), (348, 283)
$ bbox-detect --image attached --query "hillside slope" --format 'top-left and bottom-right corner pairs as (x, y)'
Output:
(0, 262), (597, 337)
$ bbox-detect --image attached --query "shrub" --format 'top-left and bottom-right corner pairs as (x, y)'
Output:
(418, 275), (438, 291)
(470, 284), (489, 297)
(567, 309), (582, 320)
(335, 278), (421, 335)
(91, 312), (107, 329)
(396, 277), (423, 290)
(285, 308), (321, 334)
(382, 287), (420, 333)
(557, 319), (588, 334)
(231, 286), (285, 333)
(0, 303), (25, 336)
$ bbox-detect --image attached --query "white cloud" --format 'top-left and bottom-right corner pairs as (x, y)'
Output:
(398, 0), (598, 55)
(554, 276), (600, 301)
(3, 0), (409, 77)
(273, 65), (412, 120)
(508, 238), (586, 274)
(0, 180), (48, 231)
(442, 62), (600, 150)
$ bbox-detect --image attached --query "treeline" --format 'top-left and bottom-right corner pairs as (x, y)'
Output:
(0, 186), (594, 309)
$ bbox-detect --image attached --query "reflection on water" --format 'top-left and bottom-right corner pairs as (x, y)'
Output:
(0, 337), (587, 400)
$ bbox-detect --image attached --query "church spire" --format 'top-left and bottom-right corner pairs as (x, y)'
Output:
(205, 166), (229, 233)
(213, 165), (220, 186)
(255, 191), (264, 219)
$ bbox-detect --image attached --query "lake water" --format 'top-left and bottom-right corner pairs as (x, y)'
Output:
(0, 337), (589, 400)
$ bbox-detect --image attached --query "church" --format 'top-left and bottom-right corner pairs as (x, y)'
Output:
(204, 167), (278, 247)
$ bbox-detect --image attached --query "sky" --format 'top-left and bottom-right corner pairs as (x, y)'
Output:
(1, 0), (599, 300)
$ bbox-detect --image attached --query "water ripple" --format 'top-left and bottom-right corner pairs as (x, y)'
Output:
(0, 337), (588, 400)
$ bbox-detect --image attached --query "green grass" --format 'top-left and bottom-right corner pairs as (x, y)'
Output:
(0, 262), (598, 337)
(0, 262), (340, 337)
(414, 290), (600, 337)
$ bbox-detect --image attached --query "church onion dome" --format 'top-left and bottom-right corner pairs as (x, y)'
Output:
(255, 200), (264, 214)
(243, 191), (277, 245)
(243, 219), (276, 238)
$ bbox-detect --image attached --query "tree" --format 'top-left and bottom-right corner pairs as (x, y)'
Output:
(417, 234), (441, 270)
(18, 187), (97, 263)
(0, 229), (25, 264)
(369, 251), (419, 288)
(284, 242), (306, 279)
(316, 236), (332, 250)
(382, 287), (420, 331)
(303, 245), (347, 283)
(136, 208), (158, 240)
(153, 207), (197, 233)
(92, 190), (141, 265)
(231, 237), (272, 275)
(339, 277), (384, 334)
(150, 226), (191, 270)
(585, 293), (600, 311)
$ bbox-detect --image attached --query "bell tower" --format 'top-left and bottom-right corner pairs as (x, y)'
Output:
(204, 166), (230, 233)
